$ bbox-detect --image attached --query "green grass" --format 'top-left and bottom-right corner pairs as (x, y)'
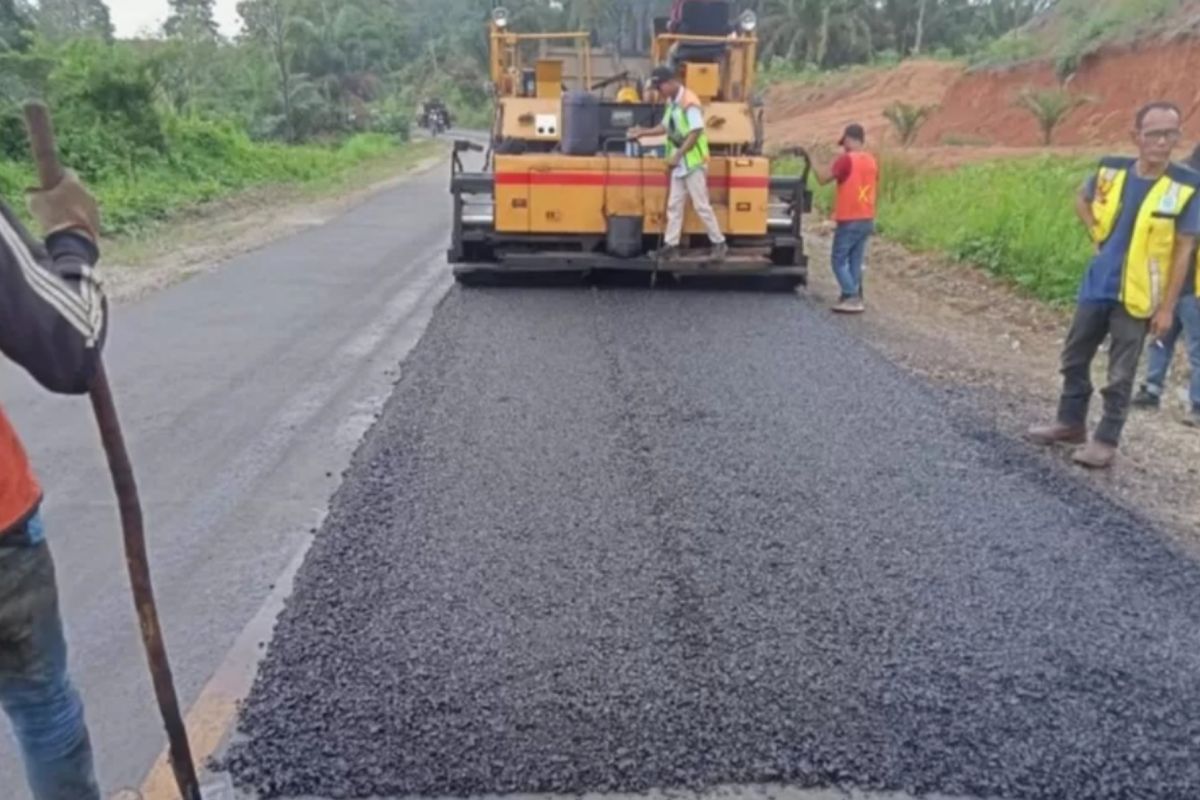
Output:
(1, 118), (424, 238)
(778, 154), (1096, 305)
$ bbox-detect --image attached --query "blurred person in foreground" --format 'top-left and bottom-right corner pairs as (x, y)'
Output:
(1, 170), (105, 800)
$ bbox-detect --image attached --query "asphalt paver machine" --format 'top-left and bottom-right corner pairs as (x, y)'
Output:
(449, 2), (811, 287)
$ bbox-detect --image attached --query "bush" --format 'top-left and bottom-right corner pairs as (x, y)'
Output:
(883, 101), (936, 146)
(877, 156), (1094, 303)
(1016, 87), (1091, 145)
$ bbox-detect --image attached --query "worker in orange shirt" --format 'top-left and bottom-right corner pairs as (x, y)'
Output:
(812, 123), (879, 314)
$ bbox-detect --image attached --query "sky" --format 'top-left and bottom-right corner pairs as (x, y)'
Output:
(107, 0), (243, 38)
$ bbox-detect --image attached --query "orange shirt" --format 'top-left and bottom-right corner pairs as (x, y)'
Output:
(0, 406), (41, 536)
(833, 151), (879, 222)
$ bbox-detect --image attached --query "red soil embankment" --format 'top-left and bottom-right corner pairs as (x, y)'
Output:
(920, 39), (1200, 147)
(765, 60), (963, 149)
(766, 37), (1200, 157)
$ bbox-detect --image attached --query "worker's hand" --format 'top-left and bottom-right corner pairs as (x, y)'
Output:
(27, 170), (100, 243)
(628, 127), (645, 141)
(1151, 305), (1176, 339)
(666, 152), (682, 169)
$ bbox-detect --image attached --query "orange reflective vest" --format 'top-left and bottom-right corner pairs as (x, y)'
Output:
(834, 151), (879, 222)
(0, 406), (41, 536)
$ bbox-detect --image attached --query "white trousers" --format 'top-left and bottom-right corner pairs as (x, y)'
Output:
(665, 168), (725, 247)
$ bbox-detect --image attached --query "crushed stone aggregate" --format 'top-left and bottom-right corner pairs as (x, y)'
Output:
(224, 288), (1200, 800)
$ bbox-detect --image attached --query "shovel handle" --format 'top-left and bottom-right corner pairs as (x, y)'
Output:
(23, 102), (65, 189)
(22, 101), (203, 800)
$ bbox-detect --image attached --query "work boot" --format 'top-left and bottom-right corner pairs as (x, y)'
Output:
(710, 241), (729, 262)
(654, 245), (680, 262)
(1072, 440), (1118, 470)
(1182, 408), (1200, 428)
(1025, 422), (1087, 446)
(1131, 385), (1162, 409)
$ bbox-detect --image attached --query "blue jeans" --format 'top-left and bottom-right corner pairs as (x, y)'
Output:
(1143, 294), (1200, 412)
(831, 219), (875, 299)
(0, 516), (99, 800)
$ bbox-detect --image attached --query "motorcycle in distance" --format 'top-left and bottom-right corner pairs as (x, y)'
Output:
(421, 100), (453, 137)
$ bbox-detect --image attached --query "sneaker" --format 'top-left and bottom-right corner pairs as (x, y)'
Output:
(832, 297), (866, 315)
(1182, 409), (1200, 428)
(1131, 386), (1162, 409)
(654, 245), (680, 262)
(709, 241), (729, 262)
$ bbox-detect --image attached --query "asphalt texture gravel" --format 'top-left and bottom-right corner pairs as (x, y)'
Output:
(225, 286), (1200, 800)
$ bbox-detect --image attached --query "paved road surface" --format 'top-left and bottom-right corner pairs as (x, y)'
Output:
(0, 160), (452, 796)
(225, 288), (1200, 800)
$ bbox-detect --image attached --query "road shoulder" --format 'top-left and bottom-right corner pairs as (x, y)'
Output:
(804, 222), (1200, 553)
(101, 140), (446, 303)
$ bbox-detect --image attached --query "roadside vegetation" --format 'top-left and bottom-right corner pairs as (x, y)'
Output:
(0, 0), (441, 238)
(1016, 87), (1091, 146)
(781, 154), (1093, 305)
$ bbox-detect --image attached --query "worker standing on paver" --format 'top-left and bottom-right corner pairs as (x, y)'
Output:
(1132, 145), (1200, 426)
(811, 123), (879, 314)
(629, 66), (728, 263)
(0, 172), (105, 800)
(1029, 102), (1200, 469)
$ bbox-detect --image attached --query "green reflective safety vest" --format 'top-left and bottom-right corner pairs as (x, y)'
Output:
(662, 88), (710, 172)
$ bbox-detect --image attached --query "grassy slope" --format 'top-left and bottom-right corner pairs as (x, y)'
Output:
(779, 155), (1095, 305)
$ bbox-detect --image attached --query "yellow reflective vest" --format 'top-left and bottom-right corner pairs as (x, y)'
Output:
(662, 88), (710, 172)
(1090, 157), (1200, 318)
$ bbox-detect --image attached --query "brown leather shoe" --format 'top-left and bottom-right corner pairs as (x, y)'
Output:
(1026, 423), (1087, 446)
(1072, 440), (1118, 469)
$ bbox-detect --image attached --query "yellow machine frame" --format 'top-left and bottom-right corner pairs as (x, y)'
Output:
(450, 7), (810, 285)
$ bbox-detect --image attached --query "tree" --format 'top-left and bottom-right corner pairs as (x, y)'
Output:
(1, 0), (34, 51)
(165, 0), (220, 40)
(1016, 87), (1089, 145)
(238, 0), (305, 140)
(883, 100), (935, 146)
(36, 0), (113, 43)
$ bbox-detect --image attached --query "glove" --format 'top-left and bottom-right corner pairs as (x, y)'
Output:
(27, 170), (101, 243)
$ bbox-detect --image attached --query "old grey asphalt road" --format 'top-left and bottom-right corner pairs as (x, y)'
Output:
(225, 287), (1200, 800)
(0, 158), (453, 797)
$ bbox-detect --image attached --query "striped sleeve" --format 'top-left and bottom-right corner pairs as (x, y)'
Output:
(0, 202), (106, 395)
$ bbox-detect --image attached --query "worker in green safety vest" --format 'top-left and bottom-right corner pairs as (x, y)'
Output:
(630, 66), (728, 263)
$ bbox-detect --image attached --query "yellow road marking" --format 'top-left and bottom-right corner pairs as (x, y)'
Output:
(139, 536), (312, 799)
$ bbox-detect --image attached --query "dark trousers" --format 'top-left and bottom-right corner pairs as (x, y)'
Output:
(1057, 302), (1149, 446)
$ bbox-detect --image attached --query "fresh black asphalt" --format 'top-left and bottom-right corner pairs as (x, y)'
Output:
(224, 286), (1200, 800)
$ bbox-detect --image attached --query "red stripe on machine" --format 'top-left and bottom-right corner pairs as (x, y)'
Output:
(494, 172), (770, 189)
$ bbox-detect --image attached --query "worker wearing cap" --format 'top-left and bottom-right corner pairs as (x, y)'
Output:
(1, 172), (105, 800)
(812, 123), (878, 314)
(629, 66), (728, 263)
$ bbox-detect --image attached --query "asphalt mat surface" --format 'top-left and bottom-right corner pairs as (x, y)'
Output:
(225, 287), (1200, 800)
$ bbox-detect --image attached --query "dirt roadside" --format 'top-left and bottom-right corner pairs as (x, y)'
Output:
(804, 222), (1200, 553)
(99, 141), (447, 303)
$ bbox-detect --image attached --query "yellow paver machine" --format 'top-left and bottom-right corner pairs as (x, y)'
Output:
(449, 2), (812, 288)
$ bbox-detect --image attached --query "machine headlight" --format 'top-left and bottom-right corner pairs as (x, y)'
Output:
(492, 7), (510, 28)
(739, 10), (758, 33)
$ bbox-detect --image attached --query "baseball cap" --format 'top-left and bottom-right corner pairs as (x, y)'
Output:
(650, 66), (678, 88)
(839, 123), (866, 145)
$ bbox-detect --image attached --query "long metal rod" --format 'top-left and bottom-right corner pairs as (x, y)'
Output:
(23, 102), (202, 800)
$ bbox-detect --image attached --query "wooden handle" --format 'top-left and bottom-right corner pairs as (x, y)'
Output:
(23, 102), (65, 190)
